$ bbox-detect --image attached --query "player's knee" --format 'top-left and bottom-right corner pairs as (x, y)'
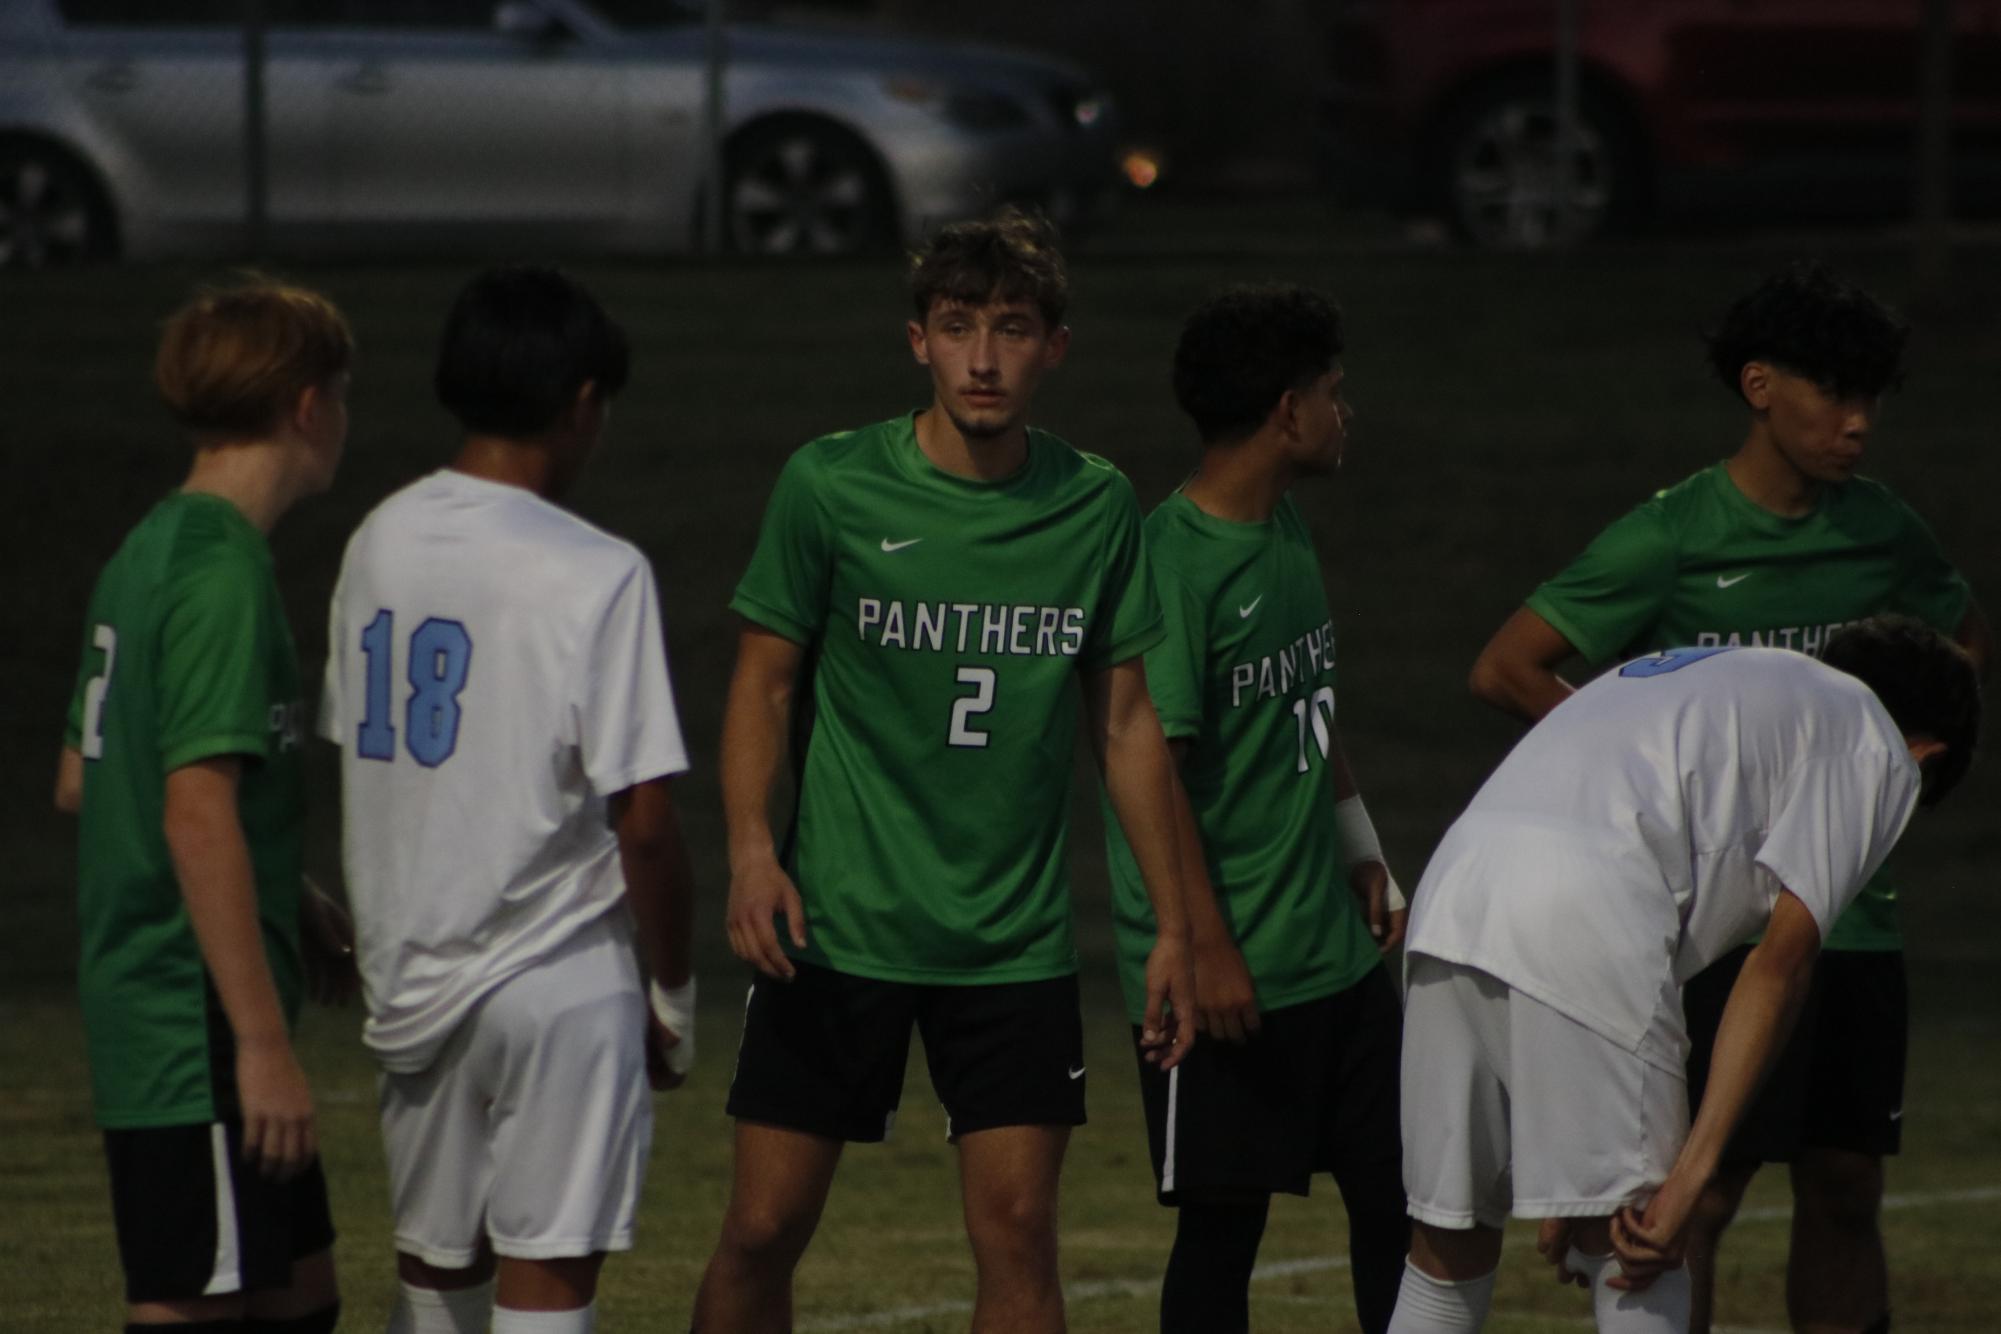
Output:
(718, 1198), (820, 1271)
(965, 1189), (1059, 1267)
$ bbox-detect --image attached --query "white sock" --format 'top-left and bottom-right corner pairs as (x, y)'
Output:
(491, 1303), (596, 1334)
(385, 1278), (493, 1334)
(1564, 1246), (1693, 1333)
(1385, 1259), (1496, 1333)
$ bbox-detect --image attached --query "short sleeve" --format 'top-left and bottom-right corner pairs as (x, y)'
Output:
(1141, 559), (1208, 739)
(1888, 502), (1973, 635)
(1084, 475), (1164, 670)
(577, 556), (690, 795)
(1524, 503), (1678, 666)
(1755, 752), (1920, 942)
(730, 448), (832, 645)
(156, 552), (278, 772)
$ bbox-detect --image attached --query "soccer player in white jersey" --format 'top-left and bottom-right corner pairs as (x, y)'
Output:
(320, 267), (696, 1334)
(1385, 618), (1980, 1334)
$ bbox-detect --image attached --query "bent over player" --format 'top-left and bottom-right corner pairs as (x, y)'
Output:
(692, 209), (1196, 1333)
(321, 268), (695, 1334)
(57, 280), (354, 1331)
(1108, 285), (1408, 1333)
(1469, 261), (1990, 1333)
(1390, 620), (1980, 1334)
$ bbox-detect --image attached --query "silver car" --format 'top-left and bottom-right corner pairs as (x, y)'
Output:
(0, 0), (1121, 267)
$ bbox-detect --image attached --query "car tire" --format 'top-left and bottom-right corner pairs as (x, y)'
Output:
(724, 119), (895, 256)
(1430, 74), (1642, 248)
(0, 140), (115, 270)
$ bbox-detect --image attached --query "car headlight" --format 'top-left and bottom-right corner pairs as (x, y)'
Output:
(882, 77), (1032, 132)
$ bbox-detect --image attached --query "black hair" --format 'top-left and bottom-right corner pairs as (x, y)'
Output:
(1172, 284), (1344, 444)
(909, 206), (1068, 330)
(434, 266), (630, 438)
(1823, 614), (1982, 807)
(1705, 260), (1908, 403)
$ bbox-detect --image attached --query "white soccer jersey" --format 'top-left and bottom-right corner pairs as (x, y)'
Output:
(1407, 646), (1920, 1070)
(320, 470), (688, 1073)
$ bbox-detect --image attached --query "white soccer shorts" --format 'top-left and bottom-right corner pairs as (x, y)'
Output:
(1401, 954), (1688, 1229)
(378, 912), (653, 1266)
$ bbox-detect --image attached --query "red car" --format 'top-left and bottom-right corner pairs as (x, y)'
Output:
(1320, 0), (2001, 245)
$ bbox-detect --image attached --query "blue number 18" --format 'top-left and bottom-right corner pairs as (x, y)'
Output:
(357, 610), (474, 766)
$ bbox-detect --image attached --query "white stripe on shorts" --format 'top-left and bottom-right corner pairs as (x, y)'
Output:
(1162, 1066), (1181, 1194)
(201, 1122), (243, 1295)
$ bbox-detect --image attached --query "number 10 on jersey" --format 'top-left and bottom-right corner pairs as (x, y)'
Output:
(357, 610), (474, 767)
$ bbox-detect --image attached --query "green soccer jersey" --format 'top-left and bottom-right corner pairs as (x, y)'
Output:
(65, 492), (308, 1128)
(731, 415), (1163, 984)
(1106, 493), (1381, 1023)
(1527, 463), (1971, 950)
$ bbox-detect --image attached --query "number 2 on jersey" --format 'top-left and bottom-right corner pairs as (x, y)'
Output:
(948, 665), (996, 748)
(79, 624), (117, 760)
(357, 609), (473, 767)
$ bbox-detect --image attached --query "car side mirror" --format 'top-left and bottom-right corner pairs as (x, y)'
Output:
(494, 1), (568, 44)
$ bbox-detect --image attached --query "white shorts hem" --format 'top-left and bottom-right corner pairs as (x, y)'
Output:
(1408, 1202), (1507, 1231)
(1513, 1196), (1636, 1219)
(490, 1230), (636, 1261)
(393, 1236), (485, 1270)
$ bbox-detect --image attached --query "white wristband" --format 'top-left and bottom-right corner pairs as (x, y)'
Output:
(1335, 795), (1405, 912)
(648, 977), (696, 1076)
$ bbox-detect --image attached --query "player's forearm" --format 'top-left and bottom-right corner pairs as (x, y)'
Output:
(1104, 728), (1189, 941)
(54, 745), (83, 815)
(164, 764), (292, 1049)
(1470, 608), (1579, 723)
(719, 667), (792, 873)
(616, 778), (695, 988)
(1167, 764), (1230, 947)
(1670, 932), (1815, 1190)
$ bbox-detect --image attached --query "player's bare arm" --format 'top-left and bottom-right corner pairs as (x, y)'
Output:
(1164, 738), (1260, 1044)
(1611, 889), (1823, 1288)
(162, 755), (316, 1182)
(1956, 600), (1994, 676)
(297, 874), (359, 1007)
(1086, 656), (1196, 1069)
(1468, 605), (1580, 723)
(53, 744), (82, 814)
(1327, 729), (1407, 953)
(721, 622), (809, 980)
(611, 775), (698, 1089)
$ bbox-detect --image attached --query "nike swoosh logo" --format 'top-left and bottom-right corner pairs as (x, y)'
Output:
(1067, 1065), (1086, 1080)
(1715, 573), (1751, 588)
(1238, 596), (1262, 618)
(880, 537), (923, 553)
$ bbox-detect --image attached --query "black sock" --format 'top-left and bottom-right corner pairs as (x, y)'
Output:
(1159, 1198), (1270, 1334)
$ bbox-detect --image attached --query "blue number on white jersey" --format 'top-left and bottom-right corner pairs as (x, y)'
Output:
(357, 610), (473, 765)
(1619, 645), (1734, 678)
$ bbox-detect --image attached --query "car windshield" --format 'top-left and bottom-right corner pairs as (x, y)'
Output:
(583, 0), (704, 28)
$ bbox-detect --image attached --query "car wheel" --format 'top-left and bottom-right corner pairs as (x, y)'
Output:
(0, 141), (113, 270)
(1433, 78), (1639, 248)
(725, 121), (894, 256)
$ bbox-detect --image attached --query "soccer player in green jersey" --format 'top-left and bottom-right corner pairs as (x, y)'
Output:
(1107, 285), (1410, 1333)
(54, 280), (356, 1332)
(1469, 261), (1992, 1334)
(691, 209), (1197, 1333)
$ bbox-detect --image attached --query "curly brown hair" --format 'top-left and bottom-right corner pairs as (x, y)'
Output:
(909, 206), (1067, 330)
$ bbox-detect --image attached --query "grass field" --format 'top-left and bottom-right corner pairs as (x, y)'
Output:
(4, 199), (1999, 1330)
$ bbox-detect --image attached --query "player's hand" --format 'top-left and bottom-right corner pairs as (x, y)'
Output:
(645, 1015), (688, 1092)
(1536, 1218), (1589, 1289)
(1141, 931), (1197, 1071)
(726, 853), (806, 980)
(1349, 861), (1406, 955)
(1609, 1180), (1694, 1290)
(235, 1035), (316, 1182)
(1191, 934), (1260, 1044)
(298, 875), (360, 1007)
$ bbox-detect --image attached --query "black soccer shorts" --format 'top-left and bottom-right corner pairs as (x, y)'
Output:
(103, 1120), (335, 1304)
(1685, 944), (1908, 1163)
(727, 960), (1087, 1142)
(1133, 964), (1405, 1204)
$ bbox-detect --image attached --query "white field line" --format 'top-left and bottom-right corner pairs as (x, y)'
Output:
(794, 1183), (2001, 1332)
